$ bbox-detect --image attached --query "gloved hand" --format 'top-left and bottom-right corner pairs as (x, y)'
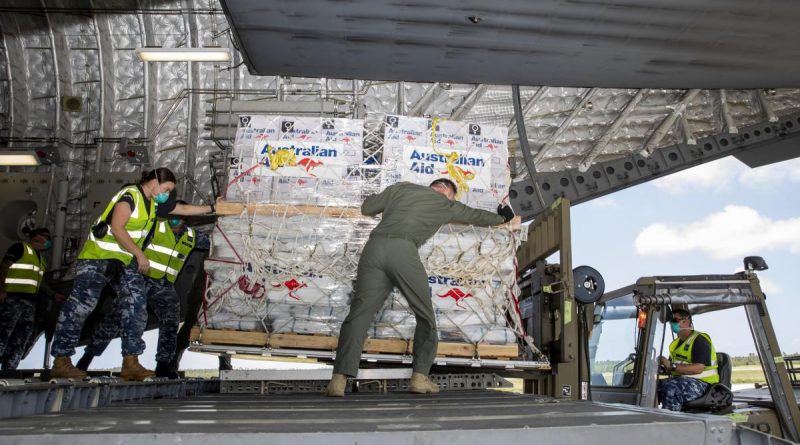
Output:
(497, 204), (515, 223)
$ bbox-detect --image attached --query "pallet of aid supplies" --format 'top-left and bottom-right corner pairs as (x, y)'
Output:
(191, 327), (519, 359)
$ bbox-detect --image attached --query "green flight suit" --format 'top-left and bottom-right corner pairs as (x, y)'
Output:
(333, 182), (506, 377)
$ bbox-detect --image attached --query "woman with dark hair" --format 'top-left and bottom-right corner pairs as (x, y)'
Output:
(50, 167), (214, 380)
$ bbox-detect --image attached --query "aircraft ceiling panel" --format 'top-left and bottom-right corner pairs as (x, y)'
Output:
(222, 0), (800, 88)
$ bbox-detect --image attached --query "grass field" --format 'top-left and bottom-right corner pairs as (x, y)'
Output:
(730, 365), (766, 384)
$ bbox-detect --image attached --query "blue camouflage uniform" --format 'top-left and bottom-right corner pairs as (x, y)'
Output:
(657, 377), (709, 411)
(1, 241), (52, 369)
(0, 298), (35, 369)
(84, 230), (209, 363)
(52, 259), (149, 357)
(51, 186), (176, 361)
(2, 319), (35, 369)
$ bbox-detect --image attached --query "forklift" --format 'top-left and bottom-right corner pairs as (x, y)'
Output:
(589, 259), (800, 441)
(517, 198), (800, 442)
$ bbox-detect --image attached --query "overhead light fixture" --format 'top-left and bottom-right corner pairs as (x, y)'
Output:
(135, 47), (232, 62)
(0, 151), (41, 166)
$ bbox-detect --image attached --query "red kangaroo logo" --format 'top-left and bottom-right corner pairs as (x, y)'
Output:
(297, 134), (310, 140)
(440, 165), (475, 178)
(274, 278), (308, 300)
(405, 135), (417, 142)
(237, 276), (265, 299)
(437, 288), (473, 308)
(342, 136), (352, 143)
(486, 143), (496, 150)
(445, 139), (456, 147)
(297, 158), (324, 175)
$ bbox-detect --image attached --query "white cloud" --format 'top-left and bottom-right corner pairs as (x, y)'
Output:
(736, 269), (785, 295)
(651, 157), (800, 194)
(756, 276), (783, 295)
(652, 158), (739, 194)
(588, 196), (620, 208)
(634, 205), (800, 260)
(738, 157), (800, 187)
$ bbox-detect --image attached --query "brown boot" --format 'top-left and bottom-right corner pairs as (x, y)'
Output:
(120, 355), (155, 381)
(325, 373), (347, 397)
(409, 372), (440, 394)
(51, 356), (87, 380)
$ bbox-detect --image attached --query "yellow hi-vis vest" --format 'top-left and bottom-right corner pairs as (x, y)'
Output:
(78, 185), (156, 265)
(143, 219), (195, 283)
(4, 242), (46, 294)
(669, 331), (719, 384)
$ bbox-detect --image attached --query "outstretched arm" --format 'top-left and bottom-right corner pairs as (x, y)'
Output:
(361, 185), (394, 216)
(449, 201), (506, 226)
(170, 202), (214, 216)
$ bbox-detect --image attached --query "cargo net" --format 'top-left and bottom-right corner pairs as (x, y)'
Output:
(202, 114), (536, 358)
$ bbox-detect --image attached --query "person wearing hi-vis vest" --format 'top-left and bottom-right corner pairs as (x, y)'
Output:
(0, 228), (66, 369)
(75, 206), (209, 378)
(50, 168), (215, 380)
(657, 308), (719, 411)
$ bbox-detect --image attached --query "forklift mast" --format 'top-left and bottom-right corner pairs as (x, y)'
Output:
(517, 198), (591, 400)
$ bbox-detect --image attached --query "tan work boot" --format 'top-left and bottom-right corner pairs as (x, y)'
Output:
(51, 356), (87, 380)
(120, 355), (155, 381)
(409, 372), (440, 394)
(325, 373), (347, 397)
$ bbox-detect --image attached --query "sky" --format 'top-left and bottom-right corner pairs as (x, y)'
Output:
(17, 156), (800, 370)
(573, 156), (800, 360)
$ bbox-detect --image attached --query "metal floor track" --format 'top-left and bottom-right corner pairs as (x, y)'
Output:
(0, 378), (219, 418)
(0, 391), (738, 445)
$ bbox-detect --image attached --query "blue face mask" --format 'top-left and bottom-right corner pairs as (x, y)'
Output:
(168, 217), (182, 227)
(154, 192), (170, 204)
(43, 239), (52, 250)
(670, 321), (681, 334)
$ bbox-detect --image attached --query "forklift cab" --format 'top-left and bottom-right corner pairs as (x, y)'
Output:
(586, 266), (800, 442)
(588, 290), (734, 412)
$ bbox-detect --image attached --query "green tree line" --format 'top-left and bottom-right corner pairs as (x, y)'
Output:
(593, 354), (788, 373)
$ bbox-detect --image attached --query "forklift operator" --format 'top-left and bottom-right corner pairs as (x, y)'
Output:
(657, 308), (719, 411)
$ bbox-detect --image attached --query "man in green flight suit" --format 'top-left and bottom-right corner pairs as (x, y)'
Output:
(326, 179), (516, 397)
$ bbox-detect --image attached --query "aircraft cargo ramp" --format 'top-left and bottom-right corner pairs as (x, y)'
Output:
(0, 391), (747, 445)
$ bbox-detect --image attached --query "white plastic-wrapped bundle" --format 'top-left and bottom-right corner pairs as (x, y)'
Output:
(203, 262), (268, 332)
(226, 116), (365, 207)
(268, 304), (349, 335)
(368, 307), (417, 340)
(211, 212), (370, 279)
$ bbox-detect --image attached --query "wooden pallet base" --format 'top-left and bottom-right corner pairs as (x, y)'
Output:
(190, 327), (518, 359)
(189, 327), (269, 347)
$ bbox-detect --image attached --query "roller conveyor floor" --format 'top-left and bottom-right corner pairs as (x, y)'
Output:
(0, 391), (737, 445)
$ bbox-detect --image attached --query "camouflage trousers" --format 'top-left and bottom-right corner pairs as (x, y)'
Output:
(51, 259), (148, 358)
(85, 276), (179, 363)
(0, 296), (35, 369)
(657, 377), (709, 411)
